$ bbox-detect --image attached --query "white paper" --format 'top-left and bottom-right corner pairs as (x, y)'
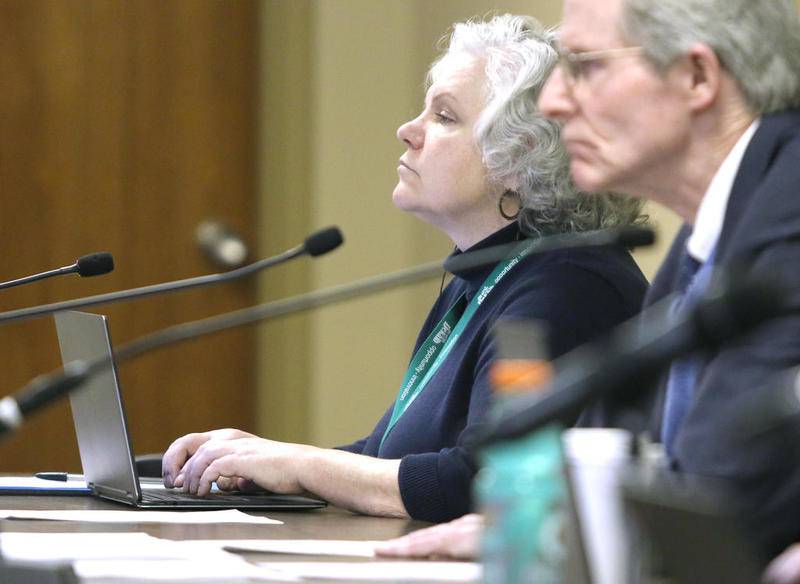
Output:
(1, 532), (207, 561)
(1, 532), (285, 581)
(205, 539), (379, 557)
(0, 476), (89, 491)
(0, 508), (282, 525)
(256, 561), (482, 582)
(73, 558), (295, 582)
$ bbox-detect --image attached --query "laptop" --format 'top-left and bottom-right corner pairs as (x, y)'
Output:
(53, 310), (326, 510)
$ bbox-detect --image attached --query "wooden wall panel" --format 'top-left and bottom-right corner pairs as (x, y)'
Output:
(0, 0), (259, 472)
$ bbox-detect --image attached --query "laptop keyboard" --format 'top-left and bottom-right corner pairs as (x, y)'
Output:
(143, 489), (272, 504)
(139, 487), (326, 508)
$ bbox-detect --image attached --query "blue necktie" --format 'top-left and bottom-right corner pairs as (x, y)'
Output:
(660, 246), (716, 457)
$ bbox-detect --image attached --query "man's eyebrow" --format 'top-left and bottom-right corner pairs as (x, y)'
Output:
(556, 33), (592, 53)
(557, 43), (590, 53)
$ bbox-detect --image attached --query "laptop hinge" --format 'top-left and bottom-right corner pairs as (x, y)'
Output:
(91, 483), (138, 503)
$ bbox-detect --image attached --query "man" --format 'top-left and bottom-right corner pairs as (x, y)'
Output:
(377, 0), (800, 563)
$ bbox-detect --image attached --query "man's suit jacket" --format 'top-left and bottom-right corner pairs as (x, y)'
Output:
(651, 111), (800, 557)
(581, 111), (800, 557)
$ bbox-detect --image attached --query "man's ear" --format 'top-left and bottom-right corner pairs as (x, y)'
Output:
(683, 43), (723, 112)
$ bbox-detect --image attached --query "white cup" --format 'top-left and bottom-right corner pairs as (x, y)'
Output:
(562, 428), (633, 584)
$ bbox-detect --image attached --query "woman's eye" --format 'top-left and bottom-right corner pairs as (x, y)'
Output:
(435, 110), (455, 124)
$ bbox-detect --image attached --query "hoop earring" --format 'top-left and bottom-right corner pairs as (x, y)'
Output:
(498, 190), (521, 220)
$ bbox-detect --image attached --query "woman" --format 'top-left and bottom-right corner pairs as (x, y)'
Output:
(161, 14), (647, 522)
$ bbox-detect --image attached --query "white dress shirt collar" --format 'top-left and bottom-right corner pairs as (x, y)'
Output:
(686, 119), (761, 263)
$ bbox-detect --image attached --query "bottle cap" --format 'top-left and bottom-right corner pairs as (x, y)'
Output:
(490, 359), (553, 393)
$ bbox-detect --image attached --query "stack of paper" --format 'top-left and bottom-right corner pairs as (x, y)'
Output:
(0, 526), (481, 582)
(0, 508), (282, 525)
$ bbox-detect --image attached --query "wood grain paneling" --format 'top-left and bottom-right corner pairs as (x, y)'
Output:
(0, 0), (259, 471)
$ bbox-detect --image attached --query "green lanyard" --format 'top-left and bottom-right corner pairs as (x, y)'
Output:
(378, 238), (537, 454)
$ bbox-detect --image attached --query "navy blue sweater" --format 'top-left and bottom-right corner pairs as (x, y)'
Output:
(338, 223), (647, 522)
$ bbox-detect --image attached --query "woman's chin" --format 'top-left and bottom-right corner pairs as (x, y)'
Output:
(392, 191), (446, 230)
(391, 190), (420, 213)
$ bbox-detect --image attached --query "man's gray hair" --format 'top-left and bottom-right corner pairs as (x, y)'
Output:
(622, 0), (800, 114)
(430, 14), (643, 236)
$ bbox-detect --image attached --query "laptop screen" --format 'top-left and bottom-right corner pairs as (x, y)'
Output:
(54, 310), (142, 503)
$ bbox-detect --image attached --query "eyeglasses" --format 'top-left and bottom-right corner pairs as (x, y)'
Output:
(557, 46), (645, 84)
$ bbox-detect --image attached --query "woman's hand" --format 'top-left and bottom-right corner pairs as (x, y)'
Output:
(374, 513), (483, 560)
(174, 435), (313, 496)
(764, 543), (800, 584)
(161, 428), (255, 488)
(163, 429), (407, 517)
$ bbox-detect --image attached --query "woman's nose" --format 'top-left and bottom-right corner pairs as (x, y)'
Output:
(397, 115), (424, 149)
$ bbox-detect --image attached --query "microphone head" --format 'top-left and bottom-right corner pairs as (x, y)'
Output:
(616, 226), (656, 249)
(694, 271), (785, 346)
(730, 366), (800, 443)
(305, 227), (344, 257)
(76, 252), (115, 277)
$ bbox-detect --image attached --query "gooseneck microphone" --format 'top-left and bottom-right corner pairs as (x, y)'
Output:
(443, 226), (654, 274)
(0, 226), (655, 437)
(72, 226), (659, 367)
(732, 366), (800, 441)
(0, 227), (343, 326)
(0, 252), (115, 291)
(467, 272), (786, 448)
(75, 253), (116, 277)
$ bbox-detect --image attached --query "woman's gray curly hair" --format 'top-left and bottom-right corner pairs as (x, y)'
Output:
(429, 14), (644, 236)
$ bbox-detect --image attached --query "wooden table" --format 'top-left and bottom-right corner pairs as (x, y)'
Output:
(0, 494), (434, 583)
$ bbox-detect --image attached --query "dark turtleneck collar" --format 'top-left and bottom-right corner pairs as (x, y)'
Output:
(446, 222), (522, 295)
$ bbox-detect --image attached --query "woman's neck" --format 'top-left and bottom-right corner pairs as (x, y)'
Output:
(446, 215), (516, 251)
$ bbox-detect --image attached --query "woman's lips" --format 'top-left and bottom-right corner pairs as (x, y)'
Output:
(398, 160), (418, 175)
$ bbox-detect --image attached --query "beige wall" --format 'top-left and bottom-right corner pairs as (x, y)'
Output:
(257, 1), (681, 446)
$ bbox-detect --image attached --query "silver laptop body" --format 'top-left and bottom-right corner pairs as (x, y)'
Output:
(54, 310), (325, 510)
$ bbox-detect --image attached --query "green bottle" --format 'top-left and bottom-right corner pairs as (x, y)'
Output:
(475, 319), (567, 583)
